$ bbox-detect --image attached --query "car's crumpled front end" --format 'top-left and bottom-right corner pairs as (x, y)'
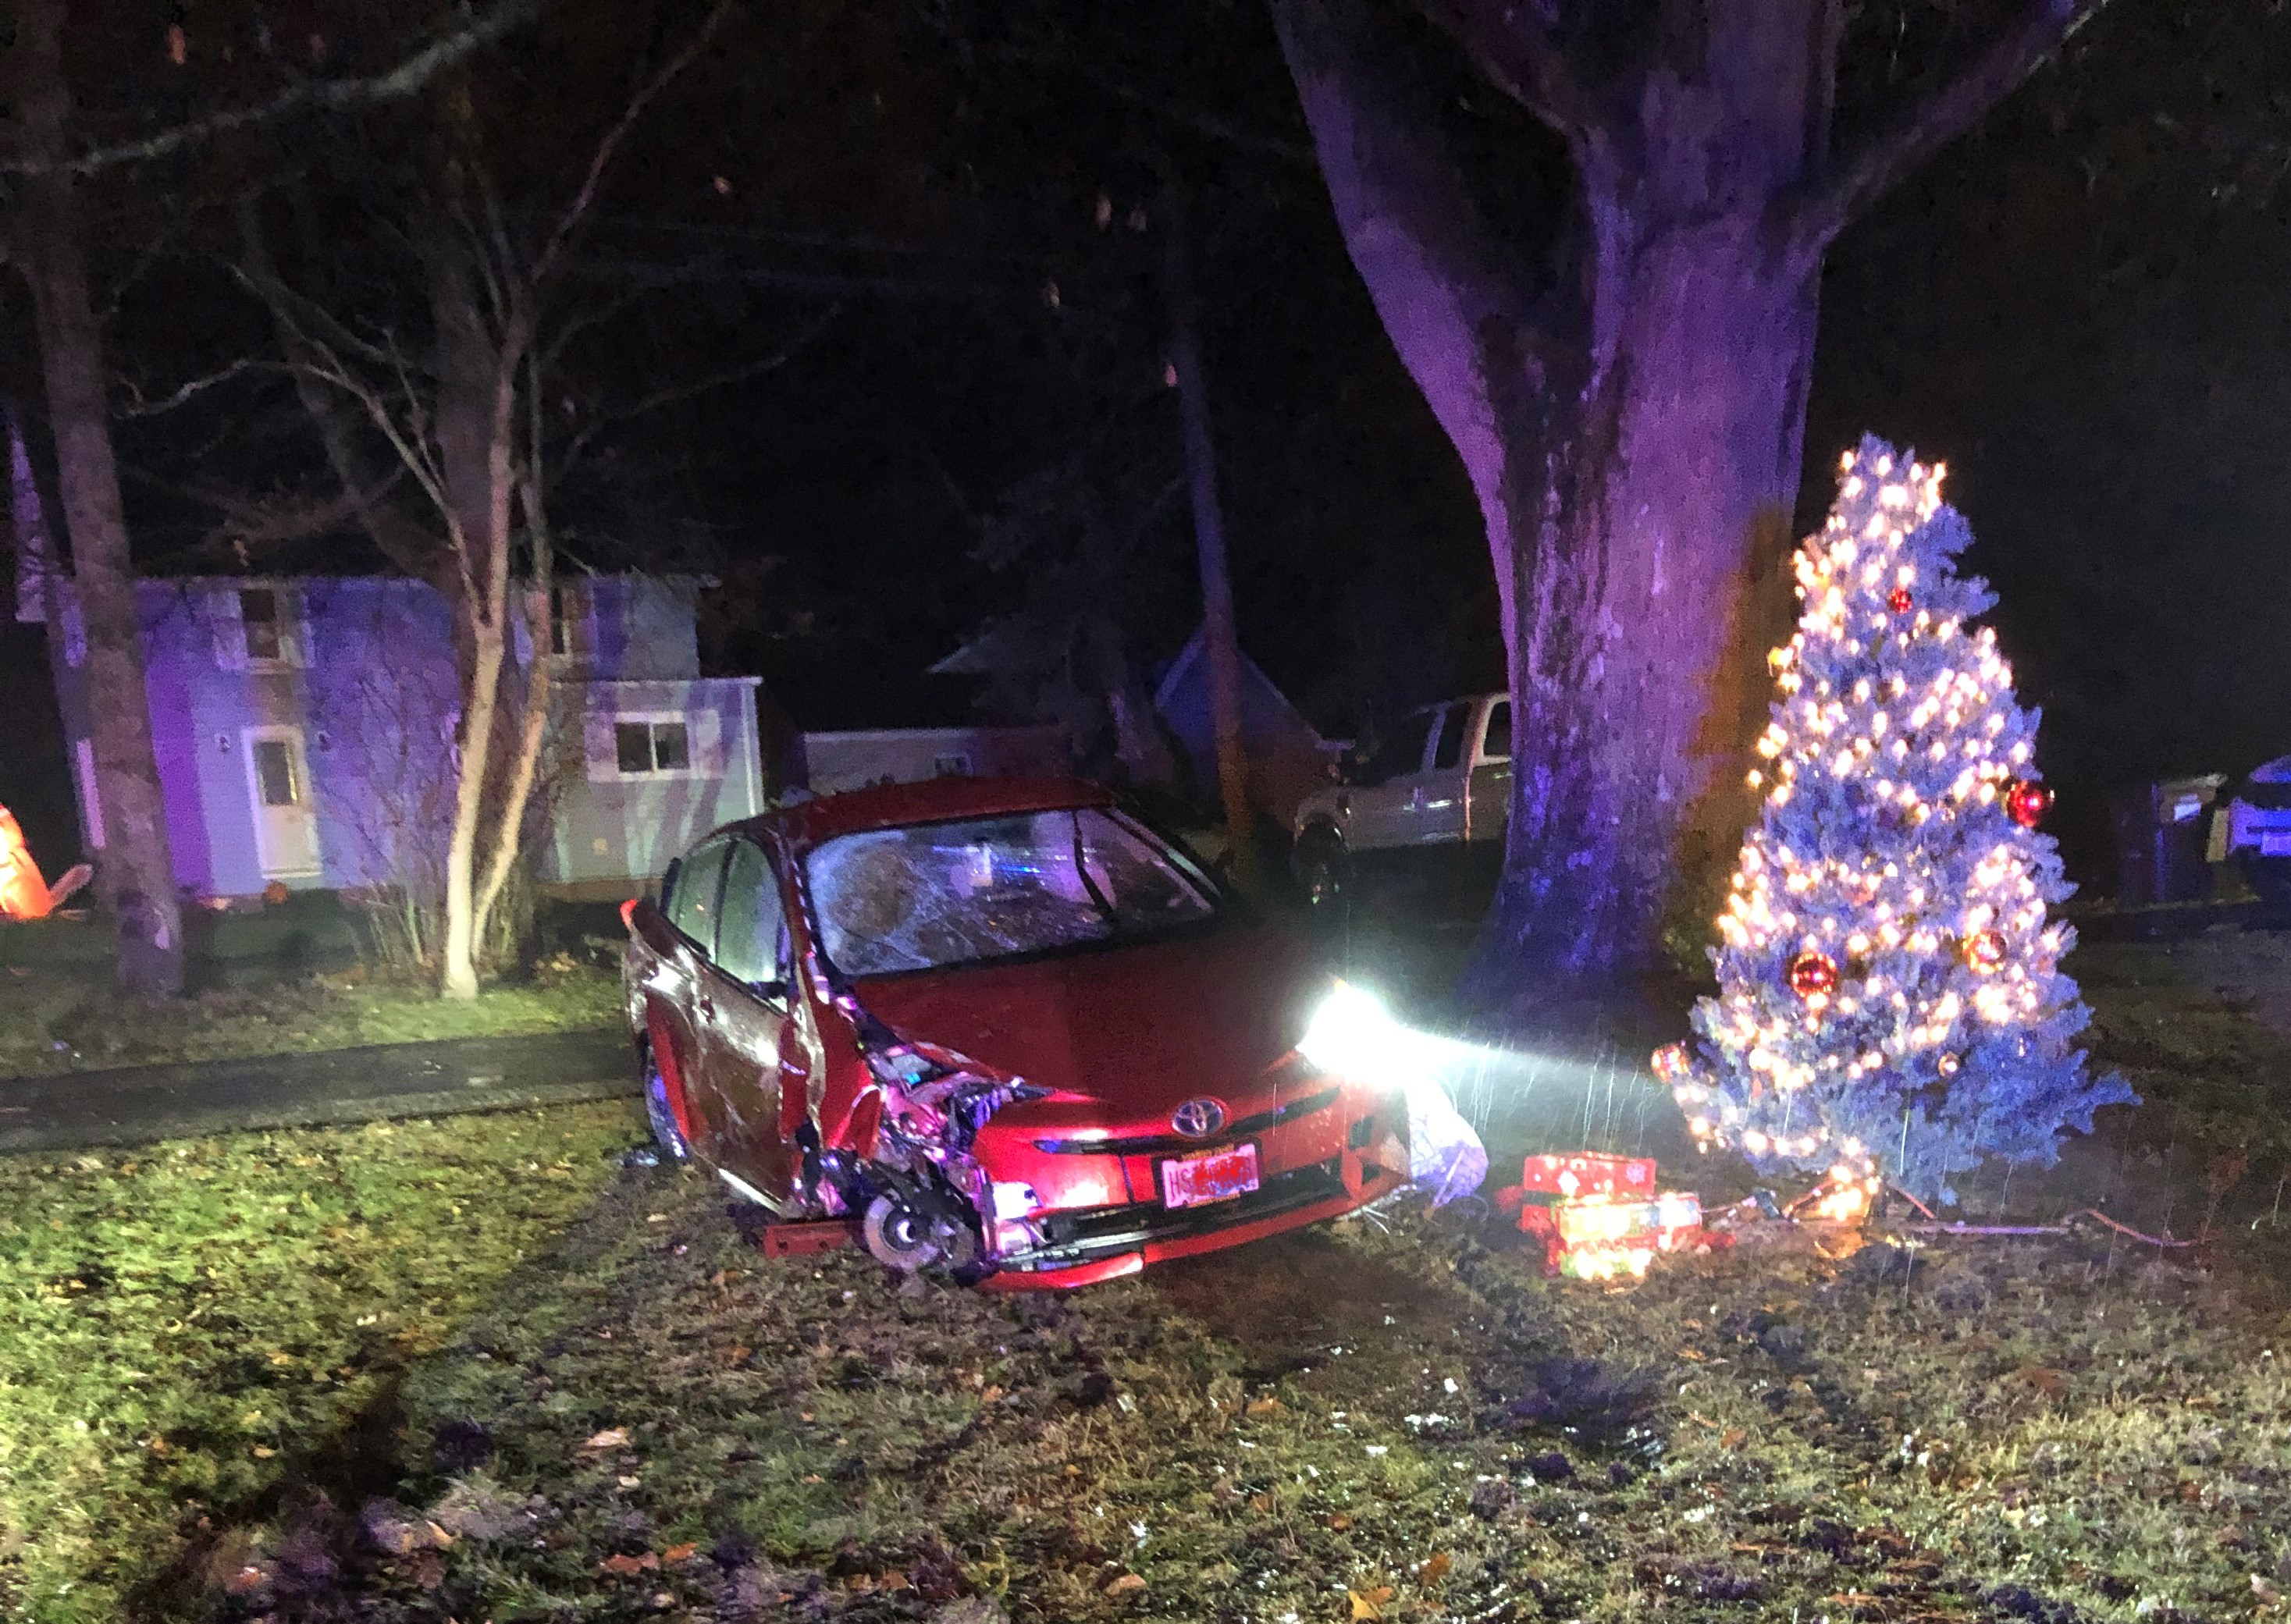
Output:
(828, 963), (1434, 1288)
(965, 1051), (1411, 1288)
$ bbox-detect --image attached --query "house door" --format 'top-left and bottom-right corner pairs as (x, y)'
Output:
(244, 727), (321, 878)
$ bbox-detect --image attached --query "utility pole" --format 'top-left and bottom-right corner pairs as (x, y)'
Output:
(1161, 179), (1260, 894)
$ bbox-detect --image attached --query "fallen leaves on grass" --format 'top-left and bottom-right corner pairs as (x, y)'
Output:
(1349, 1583), (1396, 1619)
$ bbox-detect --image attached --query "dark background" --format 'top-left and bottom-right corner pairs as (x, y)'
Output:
(3, 0), (2282, 898)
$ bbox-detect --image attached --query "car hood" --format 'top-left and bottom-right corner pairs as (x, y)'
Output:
(852, 924), (1325, 1128)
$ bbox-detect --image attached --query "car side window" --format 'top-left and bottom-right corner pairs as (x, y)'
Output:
(1481, 700), (1511, 762)
(665, 839), (730, 956)
(1432, 704), (1466, 771)
(714, 837), (788, 991)
(1358, 709), (1437, 786)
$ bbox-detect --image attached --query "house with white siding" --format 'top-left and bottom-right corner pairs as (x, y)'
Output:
(16, 568), (765, 904)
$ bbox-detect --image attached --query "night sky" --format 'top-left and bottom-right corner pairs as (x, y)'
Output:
(2, 0), (2283, 892)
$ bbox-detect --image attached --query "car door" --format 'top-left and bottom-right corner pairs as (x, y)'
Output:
(692, 835), (802, 1207)
(1409, 702), (1473, 845)
(1344, 708), (1439, 850)
(639, 836), (732, 1153)
(1465, 698), (1511, 843)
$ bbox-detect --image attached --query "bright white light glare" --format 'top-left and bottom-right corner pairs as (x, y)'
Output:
(1298, 981), (1426, 1083)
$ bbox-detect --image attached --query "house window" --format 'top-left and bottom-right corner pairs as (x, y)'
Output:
(252, 739), (301, 806)
(549, 584), (583, 657)
(615, 719), (690, 776)
(240, 588), (283, 663)
(545, 581), (591, 659)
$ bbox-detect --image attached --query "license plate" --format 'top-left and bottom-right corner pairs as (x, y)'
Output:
(1160, 1142), (1260, 1209)
(2263, 833), (2291, 857)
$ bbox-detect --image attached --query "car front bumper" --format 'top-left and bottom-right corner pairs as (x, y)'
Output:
(976, 1148), (1406, 1290)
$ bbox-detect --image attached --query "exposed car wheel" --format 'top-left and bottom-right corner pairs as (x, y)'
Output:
(640, 1045), (691, 1163)
(1293, 829), (1351, 921)
(2238, 854), (2291, 915)
(862, 1193), (979, 1274)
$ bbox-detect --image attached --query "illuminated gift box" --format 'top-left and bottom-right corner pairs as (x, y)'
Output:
(1518, 1152), (1656, 1200)
(1517, 1185), (1704, 1279)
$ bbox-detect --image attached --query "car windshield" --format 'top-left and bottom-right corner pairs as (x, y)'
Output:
(805, 807), (1221, 977)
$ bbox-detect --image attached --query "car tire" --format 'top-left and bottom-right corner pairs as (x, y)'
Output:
(2238, 854), (2291, 915)
(862, 1194), (979, 1274)
(1293, 827), (1351, 922)
(641, 1043), (692, 1164)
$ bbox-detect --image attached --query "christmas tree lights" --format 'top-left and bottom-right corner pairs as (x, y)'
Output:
(1659, 438), (2131, 1206)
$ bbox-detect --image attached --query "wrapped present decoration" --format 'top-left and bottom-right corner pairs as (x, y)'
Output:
(1519, 1152), (1658, 1200)
(1510, 1155), (1708, 1280)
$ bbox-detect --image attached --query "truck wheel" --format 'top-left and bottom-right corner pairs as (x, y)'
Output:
(2238, 855), (2291, 915)
(1293, 830), (1351, 921)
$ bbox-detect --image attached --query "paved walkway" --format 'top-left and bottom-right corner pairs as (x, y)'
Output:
(0, 1028), (635, 1153)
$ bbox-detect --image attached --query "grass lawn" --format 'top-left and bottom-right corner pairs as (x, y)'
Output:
(0, 959), (623, 1081)
(0, 1103), (639, 1622)
(3, 933), (2289, 1622)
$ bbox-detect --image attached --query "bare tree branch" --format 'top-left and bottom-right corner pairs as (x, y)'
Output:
(556, 303), (842, 474)
(983, 43), (1314, 165)
(527, 0), (737, 289)
(1781, 0), (2102, 265)
(114, 357), (259, 417)
(3, 0), (553, 176)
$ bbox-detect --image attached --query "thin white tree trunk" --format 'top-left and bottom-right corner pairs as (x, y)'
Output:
(438, 341), (523, 1001)
(468, 421), (557, 954)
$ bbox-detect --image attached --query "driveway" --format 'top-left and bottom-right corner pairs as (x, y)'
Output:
(0, 1028), (635, 1153)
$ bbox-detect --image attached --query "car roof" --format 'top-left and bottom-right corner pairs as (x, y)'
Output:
(755, 774), (1118, 848)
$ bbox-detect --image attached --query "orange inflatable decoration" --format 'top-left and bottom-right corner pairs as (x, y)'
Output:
(0, 803), (91, 921)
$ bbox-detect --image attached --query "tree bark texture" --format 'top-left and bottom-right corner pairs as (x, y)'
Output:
(1275, 0), (2085, 997)
(5, 0), (187, 996)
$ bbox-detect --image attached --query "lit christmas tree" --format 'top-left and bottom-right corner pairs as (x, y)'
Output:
(1657, 438), (2130, 1209)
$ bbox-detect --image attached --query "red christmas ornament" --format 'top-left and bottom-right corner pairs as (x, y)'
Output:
(1887, 585), (1912, 613)
(2006, 780), (2052, 829)
(1788, 950), (1839, 1000)
(1966, 930), (2008, 974)
(1937, 1053), (1962, 1078)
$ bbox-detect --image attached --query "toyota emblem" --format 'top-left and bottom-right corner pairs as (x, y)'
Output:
(1171, 1097), (1227, 1139)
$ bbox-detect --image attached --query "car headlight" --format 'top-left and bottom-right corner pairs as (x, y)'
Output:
(1298, 980), (1421, 1082)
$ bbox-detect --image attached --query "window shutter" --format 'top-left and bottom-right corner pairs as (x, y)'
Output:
(692, 709), (724, 775)
(209, 587), (249, 672)
(584, 710), (619, 782)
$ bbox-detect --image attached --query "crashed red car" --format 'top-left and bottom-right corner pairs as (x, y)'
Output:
(622, 775), (1411, 1288)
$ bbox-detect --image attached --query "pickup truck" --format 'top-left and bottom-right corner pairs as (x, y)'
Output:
(1289, 693), (1511, 914)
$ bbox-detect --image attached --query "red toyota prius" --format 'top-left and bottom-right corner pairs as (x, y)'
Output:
(622, 776), (1412, 1288)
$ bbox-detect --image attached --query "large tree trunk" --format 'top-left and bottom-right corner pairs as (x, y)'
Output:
(1275, 0), (1834, 997)
(5, 0), (187, 997)
(1481, 222), (1813, 990)
(1278, 0), (2089, 1005)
